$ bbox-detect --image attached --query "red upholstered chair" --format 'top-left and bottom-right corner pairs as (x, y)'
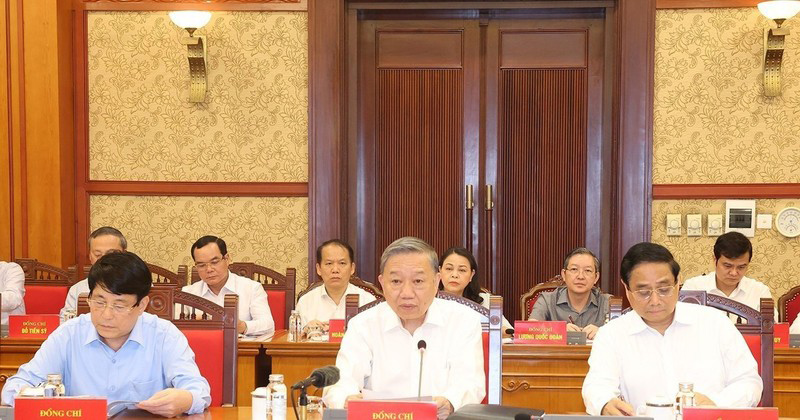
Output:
(778, 284), (800, 325)
(191, 262), (295, 330)
(77, 289), (238, 406)
(297, 276), (384, 302)
(15, 258), (74, 315)
(519, 275), (564, 320)
(344, 291), (504, 405)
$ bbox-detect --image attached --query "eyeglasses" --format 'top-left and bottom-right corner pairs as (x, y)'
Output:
(195, 256), (226, 271)
(629, 285), (677, 301)
(87, 298), (138, 315)
(565, 267), (597, 277)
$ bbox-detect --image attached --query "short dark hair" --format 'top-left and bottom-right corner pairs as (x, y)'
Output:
(88, 251), (152, 303)
(713, 231), (752, 262)
(191, 235), (228, 260)
(316, 239), (355, 264)
(562, 247), (600, 273)
(89, 226), (128, 250)
(438, 247), (483, 304)
(620, 242), (680, 287)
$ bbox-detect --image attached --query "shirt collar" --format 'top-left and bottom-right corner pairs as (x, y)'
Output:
(555, 287), (599, 308)
(381, 298), (446, 333)
(200, 271), (235, 296)
(83, 312), (146, 348)
(625, 302), (694, 336)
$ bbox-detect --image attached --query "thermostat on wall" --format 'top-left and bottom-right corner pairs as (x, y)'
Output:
(725, 199), (756, 237)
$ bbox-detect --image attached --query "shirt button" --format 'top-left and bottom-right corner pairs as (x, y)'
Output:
(111, 359), (116, 364)
(110, 386), (115, 391)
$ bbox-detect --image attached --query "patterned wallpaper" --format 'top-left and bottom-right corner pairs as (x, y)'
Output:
(90, 195), (310, 288)
(87, 11), (308, 182)
(654, 8), (800, 184)
(652, 199), (800, 300)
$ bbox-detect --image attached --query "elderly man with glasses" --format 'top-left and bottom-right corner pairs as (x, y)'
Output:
(182, 235), (274, 336)
(528, 247), (610, 339)
(1, 252), (211, 417)
(582, 242), (762, 416)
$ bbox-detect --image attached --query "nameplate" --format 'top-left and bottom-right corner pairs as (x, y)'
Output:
(347, 400), (437, 420)
(329, 319), (345, 342)
(8, 315), (60, 339)
(14, 397), (107, 420)
(791, 334), (800, 348)
(566, 331), (587, 345)
(682, 407), (778, 420)
(514, 321), (567, 345)
(774, 322), (789, 348)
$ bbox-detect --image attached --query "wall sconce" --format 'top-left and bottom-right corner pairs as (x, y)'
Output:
(169, 11), (212, 103)
(758, 1), (800, 96)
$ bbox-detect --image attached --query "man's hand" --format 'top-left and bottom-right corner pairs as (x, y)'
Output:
(566, 323), (582, 332)
(601, 397), (634, 416)
(237, 321), (247, 334)
(433, 396), (453, 420)
(582, 324), (599, 340)
(137, 388), (193, 417)
(343, 394), (363, 408)
(694, 392), (716, 407)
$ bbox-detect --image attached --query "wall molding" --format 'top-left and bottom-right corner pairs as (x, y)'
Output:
(653, 184), (800, 199)
(85, 180), (308, 196)
(77, 0), (307, 11)
(657, 0), (759, 8)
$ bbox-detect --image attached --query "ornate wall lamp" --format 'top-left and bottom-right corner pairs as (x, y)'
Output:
(169, 11), (212, 103)
(758, 1), (800, 96)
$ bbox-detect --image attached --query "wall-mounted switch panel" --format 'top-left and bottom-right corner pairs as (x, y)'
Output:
(686, 214), (702, 236)
(667, 214), (682, 236)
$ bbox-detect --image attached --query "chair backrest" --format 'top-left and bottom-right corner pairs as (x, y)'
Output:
(81, 263), (187, 287)
(778, 284), (800, 325)
(344, 291), (503, 405)
(519, 275), (564, 320)
(77, 289), (238, 406)
(191, 262), (296, 331)
(608, 296), (622, 320)
(15, 258), (73, 315)
(297, 276), (383, 302)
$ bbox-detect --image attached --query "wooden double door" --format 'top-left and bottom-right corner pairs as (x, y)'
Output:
(347, 9), (609, 319)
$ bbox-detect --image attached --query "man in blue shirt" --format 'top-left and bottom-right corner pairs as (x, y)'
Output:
(1, 252), (211, 416)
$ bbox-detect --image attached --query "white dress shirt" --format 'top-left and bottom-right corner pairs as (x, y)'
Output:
(1, 261), (26, 325)
(323, 298), (485, 410)
(182, 271), (274, 336)
(61, 278), (90, 315)
(582, 302), (762, 415)
(295, 283), (377, 327)
(791, 316), (800, 334)
(682, 273), (777, 321)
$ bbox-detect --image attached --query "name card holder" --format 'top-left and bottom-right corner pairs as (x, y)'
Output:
(14, 397), (107, 420)
(8, 315), (60, 339)
(514, 321), (567, 345)
(682, 407), (778, 420)
(347, 400), (437, 420)
(790, 333), (800, 348)
(329, 319), (345, 342)
(774, 322), (789, 348)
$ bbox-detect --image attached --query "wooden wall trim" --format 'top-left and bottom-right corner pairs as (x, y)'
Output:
(349, 1), (614, 9)
(76, 0), (307, 11)
(653, 184), (800, 199)
(657, 0), (759, 8)
(14, 0), (26, 257)
(84, 181), (308, 196)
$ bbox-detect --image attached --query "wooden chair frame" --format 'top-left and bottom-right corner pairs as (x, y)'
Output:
(297, 275), (383, 301)
(80, 263), (187, 287)
(15, 258), (74, 286)
(519, 275), (564, 320)
(778, 284), (800, 324)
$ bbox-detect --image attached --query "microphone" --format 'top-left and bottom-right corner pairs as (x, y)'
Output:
(291, 365), (340, 389)
(505, 328), (515, 336)
(417, 340), (426, 398)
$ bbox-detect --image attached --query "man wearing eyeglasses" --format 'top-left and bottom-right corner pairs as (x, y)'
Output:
(183, 235), (274, 336)
(1, 252), (211, 416)
(528, 248), (610, 339)
(582, 242), (762, 416)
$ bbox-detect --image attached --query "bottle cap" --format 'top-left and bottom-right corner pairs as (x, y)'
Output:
(678, 382), (694, 391)
(269, 374), (284, 382)
(46, 374), (62, 383)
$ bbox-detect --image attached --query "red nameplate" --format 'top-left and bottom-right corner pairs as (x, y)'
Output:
(682, 407), (778, 420)
(774, 322), (789, 348)
(514, 321), (567, 344)
(329, 319), (345, 342)
(15, 397), (107, 419)
(347, 399), (437, 420)
(8, 315), (60, 339)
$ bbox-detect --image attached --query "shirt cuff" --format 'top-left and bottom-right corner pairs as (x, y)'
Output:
(187, 389), (210, 414)
(586, 391), (617, 415)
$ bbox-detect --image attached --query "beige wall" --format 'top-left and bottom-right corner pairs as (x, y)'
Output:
(653, 8), (800, 300)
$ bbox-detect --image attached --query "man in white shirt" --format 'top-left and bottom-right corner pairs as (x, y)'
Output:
(61, 226), (127, 315)
(583, 242), (762, 416)
(296, 239), (376, 330)
(1, 261), (25, 325)
(682, 232), (775, 319)
(182, 235), (274, 336)
(323, 237), (484, 419)
(791, 315), (800, 334)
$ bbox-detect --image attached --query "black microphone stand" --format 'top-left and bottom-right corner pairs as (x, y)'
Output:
(297, 385), (309, 420)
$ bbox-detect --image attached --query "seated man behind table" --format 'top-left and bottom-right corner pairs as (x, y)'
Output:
(682, 231), (776, 320)
(183, 235), (274, 336)
(323, 237), (485, 419)
(1, 252), (211, 416)
(528, 247), (610, 339)
(296, 239), (376, 332)
(62, 226), (127, 315)
(1, 260), (25, 324)
(582, 242), (762, 416)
